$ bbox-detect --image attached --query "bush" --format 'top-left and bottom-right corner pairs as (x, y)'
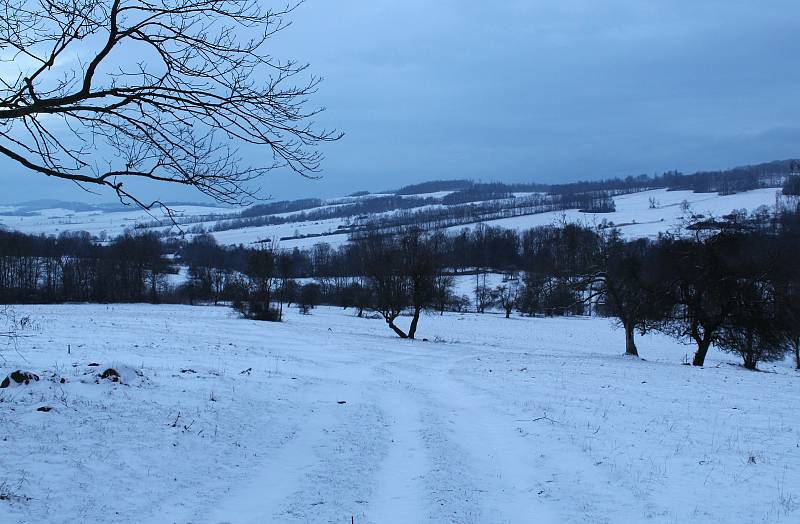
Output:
(233, 299), (282, 321)
(717, 325), (787, 370)
(541, 280), (582, 316)
(782, 175), (800, 196)
(298, 283), (322, 314)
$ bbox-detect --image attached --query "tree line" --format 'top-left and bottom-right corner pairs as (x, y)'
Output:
(2, 204), (799, 370)
(129, 166), (798, 238)
(390, 159), (795, 197)
(0, 230), (171, 303)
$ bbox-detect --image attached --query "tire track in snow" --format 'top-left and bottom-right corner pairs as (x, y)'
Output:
(367, 375), (428, 523)
(442, 352), (671, 523)
(383, 354), (561, 523)
(197, 407), (339, 524)
(363, 353), (558, 523)
(276, 401), (388, 523)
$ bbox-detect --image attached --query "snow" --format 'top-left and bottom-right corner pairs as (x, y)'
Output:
(0, 188), (782, 249)
(2, 304), (798, 523)
(183, 187), (784, 248)
(210, 217), (351, 249)
(451, 272), (512, 298)
(453, 188), (781, 239)
(0, 205), (238, 239)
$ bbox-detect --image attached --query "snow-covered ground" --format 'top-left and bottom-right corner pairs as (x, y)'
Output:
(449, 188), (783, 239)
(1, 304), (798, 523)
(219, 187), (783, 248)
(211, 217), (351, 249)
(0, 204), (238, 239)
(1, 188), (784, 250)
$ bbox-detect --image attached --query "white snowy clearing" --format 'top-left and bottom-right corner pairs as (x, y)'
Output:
(1, 188), (785, 250)
(1, 304), (798, 523)
(447, 188), (783, 240)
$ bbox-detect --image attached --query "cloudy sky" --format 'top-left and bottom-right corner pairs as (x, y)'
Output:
(2, 0), (799, 204)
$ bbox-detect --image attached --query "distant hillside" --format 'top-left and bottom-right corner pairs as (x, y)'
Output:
(1, 159), (796, 249)
(394, 180), (474, 195)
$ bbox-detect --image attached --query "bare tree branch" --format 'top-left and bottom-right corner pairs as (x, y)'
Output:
(0, 0), (341, 208)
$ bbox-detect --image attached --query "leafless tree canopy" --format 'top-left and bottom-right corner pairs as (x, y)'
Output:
(1, 305), (16, 341)
(0, 0), (340, 207)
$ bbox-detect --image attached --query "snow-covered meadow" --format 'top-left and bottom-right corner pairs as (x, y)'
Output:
(1, 188), (785, 251)
(1, 304), (798, 523)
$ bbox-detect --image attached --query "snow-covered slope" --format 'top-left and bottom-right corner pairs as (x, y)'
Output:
(1, 304), (798, 523)
(447, 187), (781, 239)
(0, 187), (784, 248)
(0, 203), (238, 238)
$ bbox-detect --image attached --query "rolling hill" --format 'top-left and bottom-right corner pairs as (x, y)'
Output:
(1, 159), (797, 249)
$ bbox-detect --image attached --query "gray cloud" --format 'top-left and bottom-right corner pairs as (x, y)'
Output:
(2, 0), (798, 203)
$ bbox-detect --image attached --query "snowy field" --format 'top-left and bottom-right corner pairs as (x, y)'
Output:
(448, 188), (783, 240)
(1, 304), (798, 523)
(1, 188), (785, 250)
(0, 204), (238, 239)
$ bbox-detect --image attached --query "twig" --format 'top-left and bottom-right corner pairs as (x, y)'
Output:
(516, 415), (561, 424)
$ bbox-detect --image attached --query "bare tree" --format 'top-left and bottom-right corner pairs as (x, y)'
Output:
(358, 228), (440, 339)
(474, 272), (493, 314)
(0, 305), (14, 339)
(400, 228), (439, 339)
(432, 273), (454, 315)
(0, 0), (340, 209)
(358, 231), (410, 338)
(494, 283), (518, 319)
(717, 279), (788, 370)
(1, 305), (19, 359)
(591, 232), (666, 357)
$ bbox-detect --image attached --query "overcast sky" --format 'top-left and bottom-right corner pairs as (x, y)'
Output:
(2, 0), (799, 204)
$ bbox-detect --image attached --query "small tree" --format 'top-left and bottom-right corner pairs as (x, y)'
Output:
(298, 283), (321, 314)
(278, 279), (300, 309)
(782, 175), (800, 196)
(595, 233), (667, 357)
(716, 277), (789, 369)
(474, 272), (494, 314)
(656, 235), (737, 366)
(238, 248), (279, 321)
(432, 274), (455, 315)
(494, 283), (519, 319)
(210, 268), (230, 305)
(358, 228), (440, 339)
(358, 232), (410, 337)
(769, 228), (800, 369)
(540, 278), (581, 317)
(1, 305), (17, 344)
(341, 281), (372, 317)
(401, 228), (439, 339)
(517, 273), (544, 316)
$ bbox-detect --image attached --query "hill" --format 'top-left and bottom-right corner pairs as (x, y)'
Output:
(1, 159), (797, 249)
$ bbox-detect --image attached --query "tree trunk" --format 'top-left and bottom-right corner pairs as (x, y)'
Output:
(407, 307), (422, 339)
(692, 338), (711, 367)
(387, 320), (408, 339)
(743, 330), (757, 370)
(150, 275), (158, 304)
(505, 306), (512, 319)
(624, 323), (638, 357)
(794, 337), (799, 370)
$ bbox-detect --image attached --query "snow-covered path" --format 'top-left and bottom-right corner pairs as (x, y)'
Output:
(2, 305), (799, 523)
